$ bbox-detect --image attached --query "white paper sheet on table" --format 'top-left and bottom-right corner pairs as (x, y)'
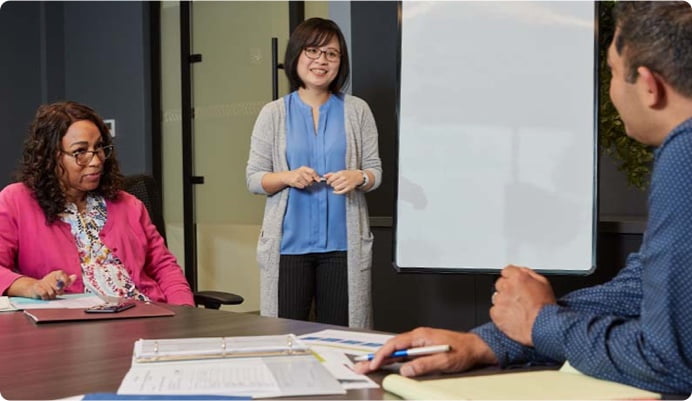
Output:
(310, 346), (378, 389)
(118, 353), (344, 398)
(299, 329), (394, 390)
(0, 297), (16, 312)
(119, 357), (279, 397)
(9, 294), (104, 310)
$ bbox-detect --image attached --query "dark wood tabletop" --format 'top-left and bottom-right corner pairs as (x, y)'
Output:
(0, 305), (389, 400)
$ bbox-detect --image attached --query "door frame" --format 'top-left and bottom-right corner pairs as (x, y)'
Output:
(151, 1), (305, 291)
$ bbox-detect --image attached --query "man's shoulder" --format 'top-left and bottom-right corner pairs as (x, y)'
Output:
(656, 118), (692, 164)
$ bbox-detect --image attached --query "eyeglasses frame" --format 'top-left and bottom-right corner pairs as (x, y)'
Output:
(303, 47), (341, 63)
(61, 144), (114, 166)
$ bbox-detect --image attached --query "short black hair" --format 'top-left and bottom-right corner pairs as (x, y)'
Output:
(284, 18), (350, 93)
(613, 1), (692, 97)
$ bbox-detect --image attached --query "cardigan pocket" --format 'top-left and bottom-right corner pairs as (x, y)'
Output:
(256, 231), (279, 271)
(359, 231), (374, 272)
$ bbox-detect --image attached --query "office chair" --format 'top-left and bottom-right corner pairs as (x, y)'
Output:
(123, 174), (244, 309)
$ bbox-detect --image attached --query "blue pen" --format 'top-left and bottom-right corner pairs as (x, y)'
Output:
(56, 279), (64, 290)
(354, 344), (450, 362)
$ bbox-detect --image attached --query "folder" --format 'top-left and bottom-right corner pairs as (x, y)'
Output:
(23, 301), (175, 323)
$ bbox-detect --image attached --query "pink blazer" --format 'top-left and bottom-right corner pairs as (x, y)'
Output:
(0, 183), (194, 306)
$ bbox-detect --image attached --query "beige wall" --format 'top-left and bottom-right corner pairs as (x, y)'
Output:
(305, 1), (329, 19)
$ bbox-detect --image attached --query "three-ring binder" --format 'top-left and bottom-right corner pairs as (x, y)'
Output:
(134, 334), (310, 362)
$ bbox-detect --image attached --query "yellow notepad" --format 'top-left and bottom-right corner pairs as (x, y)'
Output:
(382, 362), (661, 400)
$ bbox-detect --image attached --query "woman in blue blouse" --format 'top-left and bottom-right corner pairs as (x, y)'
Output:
(247, 18), (382, 328)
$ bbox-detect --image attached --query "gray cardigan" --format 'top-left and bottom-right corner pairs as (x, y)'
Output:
(246, 94), (382, 328)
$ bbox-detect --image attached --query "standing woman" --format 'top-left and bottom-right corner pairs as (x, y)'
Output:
(247, 18), (381, 328)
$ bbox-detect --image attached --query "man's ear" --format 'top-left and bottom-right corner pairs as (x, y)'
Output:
(637, 66), (665, 108)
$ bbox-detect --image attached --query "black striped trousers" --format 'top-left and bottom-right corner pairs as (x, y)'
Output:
(278, 251), (348, 326)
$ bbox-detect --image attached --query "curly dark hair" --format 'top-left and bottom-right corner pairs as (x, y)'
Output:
(284, 17), (350, 93)
(16, 101), (123, 223)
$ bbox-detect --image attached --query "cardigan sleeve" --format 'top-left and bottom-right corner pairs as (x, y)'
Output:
(347, 95), (382, 192)
(247, 101), (281, 195)
(133, 198), (194, 306)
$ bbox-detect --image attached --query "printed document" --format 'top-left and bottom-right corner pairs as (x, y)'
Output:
(299, 329), (394, 390)
(118, 355), (344, 398)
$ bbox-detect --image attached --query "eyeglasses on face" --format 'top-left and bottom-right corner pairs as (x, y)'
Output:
(61, 144), (114, 166)
(303, 47), (341, 62)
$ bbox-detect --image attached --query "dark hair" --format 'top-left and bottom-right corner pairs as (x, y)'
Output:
(613, 1), (692, 97)
(284, 17), (350, 93)
(16, 101), (123, 223)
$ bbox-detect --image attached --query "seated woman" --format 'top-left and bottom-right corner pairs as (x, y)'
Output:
(0, 101), (194, 305)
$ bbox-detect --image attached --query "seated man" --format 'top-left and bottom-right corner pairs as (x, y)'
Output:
(356, 1), (692, 395)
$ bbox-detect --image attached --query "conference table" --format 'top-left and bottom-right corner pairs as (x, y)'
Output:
(4, 305), (683, 401)
(0, 305), (390, 400)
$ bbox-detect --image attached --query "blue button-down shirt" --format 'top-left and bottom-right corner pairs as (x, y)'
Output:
(473, 118), (692, 395)
(280, 91), (347, 254)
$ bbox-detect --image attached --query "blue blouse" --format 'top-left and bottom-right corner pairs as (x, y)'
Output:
(280, 91), (347, 254)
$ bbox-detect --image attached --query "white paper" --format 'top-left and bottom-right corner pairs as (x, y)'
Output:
(119, 354), (345, 398)
(299, 329), (393, 390)
(321, 360), (379, 389)
(119, 358), (280, 397)
(9, 294), (104, 310)
(0, 297), (16, 312)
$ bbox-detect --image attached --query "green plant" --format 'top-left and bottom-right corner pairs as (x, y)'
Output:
(598, 1), (654, 190)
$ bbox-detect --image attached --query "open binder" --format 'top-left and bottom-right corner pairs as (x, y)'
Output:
(134, 334), (311, 362)
(119, 334), (345, 398)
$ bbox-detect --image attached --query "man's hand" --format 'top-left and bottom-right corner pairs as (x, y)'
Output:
(353, 327), (497, 377)
(490, 265), (556, 346)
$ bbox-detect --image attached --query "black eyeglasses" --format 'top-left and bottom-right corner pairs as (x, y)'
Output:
(303, 47), (341, 62)
(61, 145), (114, 166)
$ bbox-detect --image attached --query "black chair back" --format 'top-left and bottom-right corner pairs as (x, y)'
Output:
(122, 174), (244, 308)
(123, 174), (167, 242)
